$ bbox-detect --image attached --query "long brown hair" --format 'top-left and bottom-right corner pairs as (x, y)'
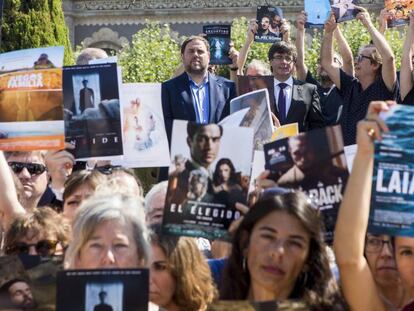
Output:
(220, 192), (341, 308)
(150, 226), (217, 311)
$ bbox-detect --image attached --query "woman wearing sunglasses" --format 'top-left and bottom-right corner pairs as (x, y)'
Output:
(4, 207), (70, 257)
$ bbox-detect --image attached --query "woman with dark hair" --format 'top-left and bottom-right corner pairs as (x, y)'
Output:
(220, 191), (343, 309)
(212, 159), (245, 207)
(149, 225), (217, 311)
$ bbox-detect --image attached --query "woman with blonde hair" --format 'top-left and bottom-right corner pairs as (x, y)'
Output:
(149, 225), (217, 311)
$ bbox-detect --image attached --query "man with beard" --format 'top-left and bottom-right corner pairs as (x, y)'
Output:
(1, 279), (38, 310)
(161, 36), (236, 143)
(295, 11), (353, 126)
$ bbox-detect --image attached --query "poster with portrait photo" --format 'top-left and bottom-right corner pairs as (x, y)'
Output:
(203, 25), (232, 65)
(57, 269), (148, 311)
(255, 6), (284, 43)
(368, 105), (414, 237)
(305, 0), (331, 28)
(63, 63), (123, 160)
(237, 75), (275, 109)
(331, 0), (360, 23)
(111, 83), (170, 168)
(385, 0), (414, 27)
(263, 125), (349, 242)
(162, 120), (254, 240)
(0, 256), (62, 311)
(0, 46), (65, 151)
(220, 89), (273, 151)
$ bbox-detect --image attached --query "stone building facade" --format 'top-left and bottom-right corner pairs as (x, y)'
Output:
(63, 0), (384, 52)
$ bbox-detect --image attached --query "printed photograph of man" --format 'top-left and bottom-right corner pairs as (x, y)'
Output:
(79, 78), (95, 114)
(269, 8), (284, 36)
(0, 279), (38, 310)
(257, 14), (277, 37)
(332, 0), (358, 22)
(274, 128), (348, 189)
(167, 122), (222, 205)
(93, 290), (113, 311)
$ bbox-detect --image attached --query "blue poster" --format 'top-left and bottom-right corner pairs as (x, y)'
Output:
(369, 104), (414, 237)
(305, 0), (331, 28)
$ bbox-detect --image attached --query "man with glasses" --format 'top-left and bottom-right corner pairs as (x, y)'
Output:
(268, 41), (325, 132)
(321, 10), (397, 145)
(5, 151), (49, 211)
(295, 11), (353, 126)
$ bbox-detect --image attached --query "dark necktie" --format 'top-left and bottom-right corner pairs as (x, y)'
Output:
(278, 82), (288, 124)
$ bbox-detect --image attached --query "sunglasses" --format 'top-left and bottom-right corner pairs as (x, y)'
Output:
(356, 54), (373, 63)
(5, 240), (59, 257)
(8, 162), (47, 176)
(90, 164), (122, 175)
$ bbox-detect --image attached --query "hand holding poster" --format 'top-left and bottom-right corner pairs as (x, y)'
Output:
(263, 125), (349, 242)
(162, 120), (254, 240)
(369, 104), (414, 237)
(203, 25), (232, 65)
(0, 46), (65, 151)
(255, 6), (284, 43)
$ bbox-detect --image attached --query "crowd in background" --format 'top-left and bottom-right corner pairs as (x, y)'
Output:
(2, 5), (414, 311)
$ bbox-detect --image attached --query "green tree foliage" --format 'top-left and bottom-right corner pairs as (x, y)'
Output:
(119, 22), (182, 83)
(1, 0), (74, 65)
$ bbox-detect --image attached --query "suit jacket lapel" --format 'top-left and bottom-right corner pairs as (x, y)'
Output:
(179, 73), (196, 121)
(209, 73), (219, 123)
(286, 81), (302, 123)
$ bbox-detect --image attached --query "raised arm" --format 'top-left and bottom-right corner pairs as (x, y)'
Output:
(237, 19), (257, 74)
(0, 151), (25, 231)
(295, 11), (308, 81)
(356, 6), (396, 92)
(321, 13), (341, 89)
(400, 12), (414, 101)
(334, 101), (394, 311)
(333, 27), (354, 77)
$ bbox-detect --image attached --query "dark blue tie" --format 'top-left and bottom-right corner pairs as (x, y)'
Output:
(278, 83), (288, 124)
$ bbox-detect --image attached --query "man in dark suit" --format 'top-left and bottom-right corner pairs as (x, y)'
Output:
(79, 78), (94, 114)
(161, 35), (236, 143)
(268, 41), (325, 132)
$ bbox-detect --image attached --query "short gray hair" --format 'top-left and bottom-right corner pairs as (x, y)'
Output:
(76, 48), (108, 65)
(64, 193), (150, 269)
(144, 181), (168, 213)
(246, 59), (271, 75)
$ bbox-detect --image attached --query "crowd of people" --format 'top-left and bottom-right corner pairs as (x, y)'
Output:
(2, 5), (414, 311)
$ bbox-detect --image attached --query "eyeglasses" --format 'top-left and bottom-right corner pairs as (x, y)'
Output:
(8, 162), (47, 176)
(272, 55), (295, 63)
(5, 240), (59, 257)
(365, 236), (393, 253)
(356, 54), (373, 63)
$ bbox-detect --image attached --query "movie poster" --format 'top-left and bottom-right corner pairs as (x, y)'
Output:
(220, 89), (273, 150)
(255, 6), (284, 43)
(271, 123), (299, 141)
(162, 120), (254, 240)
(331, 0), (360, 23)
(385, 0), (414, 27)
(203, 25), (232, 65)
(0, 46), (65, 151)
(0, 256), (62, 311)
(264, 125), (349, 242)
(63, 63), (123, 160)
(237, 75), (275, 109)
(57, 269), (148, 311)
(305, 0), (331, 28)
(111, 83), (170, 168)
(369, 105), (414, 237)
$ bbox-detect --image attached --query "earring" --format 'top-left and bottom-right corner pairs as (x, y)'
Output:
(242, 257), (247, 272)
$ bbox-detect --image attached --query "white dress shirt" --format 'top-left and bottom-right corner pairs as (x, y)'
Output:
(273, 76), (293, 119)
